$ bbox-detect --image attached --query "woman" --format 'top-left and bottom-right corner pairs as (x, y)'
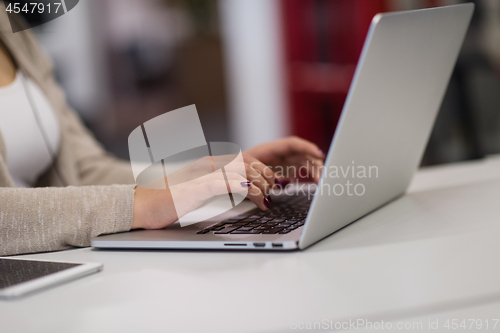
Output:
(0, 11), (324, 256)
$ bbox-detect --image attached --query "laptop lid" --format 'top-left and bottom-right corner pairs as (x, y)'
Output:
(299, 4), (474, 249)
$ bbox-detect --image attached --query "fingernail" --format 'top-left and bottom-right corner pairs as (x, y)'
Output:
(275, 177), (290, 187)
(319, 149), (325, 156)
(240, 181), (251, 187)
(267, 196), (272, 204)
(263, 197), (271, 209)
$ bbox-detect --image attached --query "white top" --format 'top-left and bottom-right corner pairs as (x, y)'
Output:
(0, 71), (60, 187)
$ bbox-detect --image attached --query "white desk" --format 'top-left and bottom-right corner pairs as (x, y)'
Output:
(1, 157), (500, 333)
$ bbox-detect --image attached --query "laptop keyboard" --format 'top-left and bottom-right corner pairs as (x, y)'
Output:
(197, 195), (312, 235)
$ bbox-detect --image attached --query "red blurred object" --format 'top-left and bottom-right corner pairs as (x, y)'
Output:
(280, 0), (388, 151)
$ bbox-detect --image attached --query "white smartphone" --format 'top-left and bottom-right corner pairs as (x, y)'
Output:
(0, 257), (103, 299)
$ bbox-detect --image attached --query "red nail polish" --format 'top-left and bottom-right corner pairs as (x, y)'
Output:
(240, 181), (251, 187)
(275, 178), (290, 187)
(267, 196), (272, 204)
(263, 197), (271, 209)
(274, 177), (283, 187)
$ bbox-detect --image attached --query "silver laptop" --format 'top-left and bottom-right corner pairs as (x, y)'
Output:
(92, 4), (474, 251)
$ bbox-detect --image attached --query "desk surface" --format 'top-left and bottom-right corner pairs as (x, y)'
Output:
(1, 157), (500, 333)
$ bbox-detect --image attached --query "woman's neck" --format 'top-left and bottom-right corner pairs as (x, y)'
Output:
(0, 41), (16, 87)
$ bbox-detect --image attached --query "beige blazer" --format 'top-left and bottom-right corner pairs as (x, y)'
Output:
(0, 8), (136, 256)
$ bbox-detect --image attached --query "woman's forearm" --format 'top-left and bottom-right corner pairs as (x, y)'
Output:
(0, 185), (134, 256)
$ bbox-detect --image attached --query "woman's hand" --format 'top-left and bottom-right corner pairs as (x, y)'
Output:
(131, 136), (323, 230)
(132, 153), (276, 229)
(244, 136), (325, 183)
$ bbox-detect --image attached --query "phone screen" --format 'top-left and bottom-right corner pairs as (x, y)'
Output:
(0, 258), (81, 289)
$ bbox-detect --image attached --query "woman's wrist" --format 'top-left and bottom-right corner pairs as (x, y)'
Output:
(132, 186), (178, 229)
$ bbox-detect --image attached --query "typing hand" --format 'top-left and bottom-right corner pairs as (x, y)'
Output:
(244, 136), (325, 184)
(132, 154), (276, 229)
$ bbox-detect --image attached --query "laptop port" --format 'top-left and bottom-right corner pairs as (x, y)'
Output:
(224, 243), (247, 246)
(253, 242), (266, 248)
(272, 243), (283, 248)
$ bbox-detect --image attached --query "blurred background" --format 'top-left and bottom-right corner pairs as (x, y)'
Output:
(31, 0), (500, 166)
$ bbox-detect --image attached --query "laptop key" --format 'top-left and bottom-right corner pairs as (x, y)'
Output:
(237, 226), (255, 231)
(262, 227), (286, 234)
(230, 229), (263, 234)
(214, 226), (242, 234)
(253, 226), (270, 231)
(212, 222), (233, 228)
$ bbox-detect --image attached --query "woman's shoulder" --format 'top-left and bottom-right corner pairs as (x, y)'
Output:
(0, 5), (54, 79)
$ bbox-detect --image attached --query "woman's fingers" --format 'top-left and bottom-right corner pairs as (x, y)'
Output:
(200, 177), (270, 211)
(178, 152), (277, 194)
(196, 172), (270, 211)
(286, 138), (325, 182)
(307, 154), (324, 183)
(262, 137), (324, 183)
(242, 154), (276, 185)
(224, 160), (273, 197)
(228, 180), (270, 210)
(274, 136), (324, 160)
(242, 153), (277, 192)
(243, 163), (271, 197)
(290, 136), (325, 159)
(274, 174), (291, 187)
(284, 153), (324, 183)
